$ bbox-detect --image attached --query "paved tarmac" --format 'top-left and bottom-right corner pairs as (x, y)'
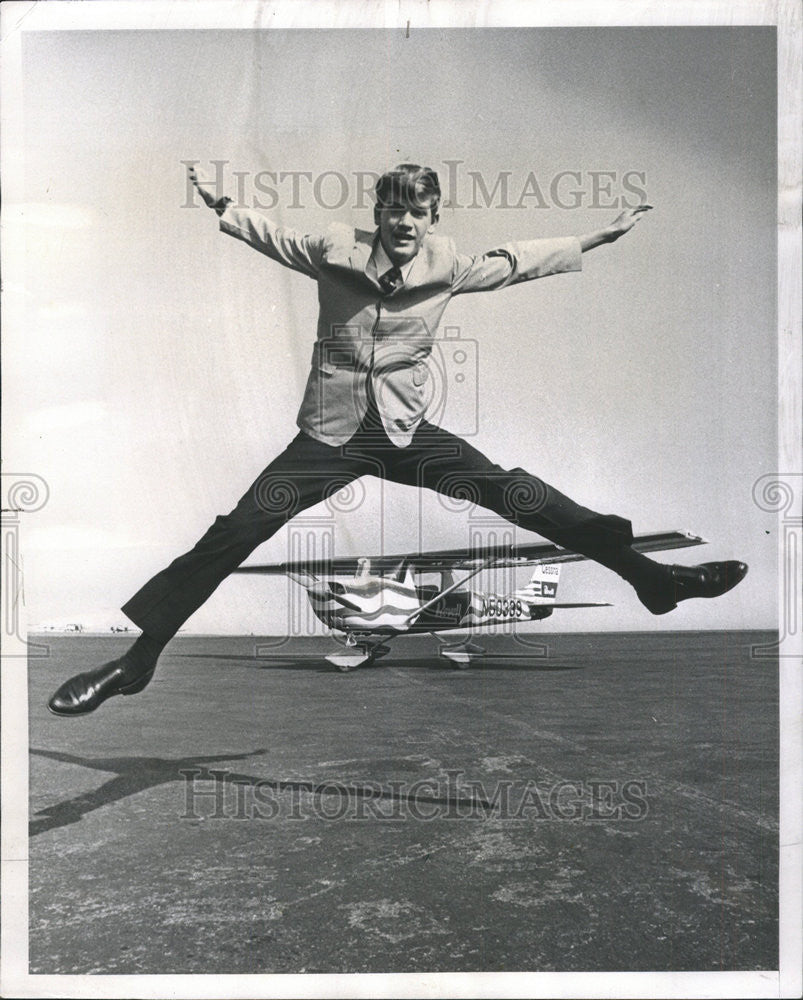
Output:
(28, 630), (778, 974)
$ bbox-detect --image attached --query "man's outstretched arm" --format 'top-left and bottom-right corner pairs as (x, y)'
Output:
(188, 165), (326, 278)
(577, 205), (653, 252)
(451, 204), (653, 294)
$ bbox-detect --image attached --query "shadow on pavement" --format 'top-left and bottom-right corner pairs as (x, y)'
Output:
(172, 653), (584, 672)
(29, 747), (493, 838)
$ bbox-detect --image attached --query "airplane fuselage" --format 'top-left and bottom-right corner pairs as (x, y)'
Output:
(307, 577), (553, 635)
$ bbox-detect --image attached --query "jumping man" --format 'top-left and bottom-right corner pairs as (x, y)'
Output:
(48, 163), (747, 715)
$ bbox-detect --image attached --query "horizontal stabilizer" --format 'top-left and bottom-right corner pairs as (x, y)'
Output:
(548, 602), (612, 608)
(233, 529), (706, 576)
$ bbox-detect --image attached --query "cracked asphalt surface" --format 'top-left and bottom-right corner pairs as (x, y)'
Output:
(28, 631), (778, 974)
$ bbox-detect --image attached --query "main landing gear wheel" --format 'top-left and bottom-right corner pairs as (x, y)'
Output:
(438, 640), (486, 669)
(325, 635), (392, 672)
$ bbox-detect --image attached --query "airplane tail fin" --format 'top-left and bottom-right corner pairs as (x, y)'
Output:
(515, 563), (562, 605)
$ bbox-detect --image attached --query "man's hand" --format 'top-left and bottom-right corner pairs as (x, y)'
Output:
(606, 204), (653, 242)
(578, 204), (652, 252)
(188, 165), (225, 211)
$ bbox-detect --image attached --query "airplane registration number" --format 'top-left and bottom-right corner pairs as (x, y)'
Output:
(481, 597), (523, 619)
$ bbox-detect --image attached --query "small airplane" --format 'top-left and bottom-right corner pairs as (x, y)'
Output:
(233, 530), (706, 671)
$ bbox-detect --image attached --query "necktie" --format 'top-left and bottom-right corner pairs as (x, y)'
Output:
(379, 266), (403, 295)
(366, 266), (402, 430)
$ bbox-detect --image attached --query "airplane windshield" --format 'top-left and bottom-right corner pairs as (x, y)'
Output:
(375, 560), (407, 582)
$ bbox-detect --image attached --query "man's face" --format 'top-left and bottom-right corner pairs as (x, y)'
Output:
(376, 194), (437, 266)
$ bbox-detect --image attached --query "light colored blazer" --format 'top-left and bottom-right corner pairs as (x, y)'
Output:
(220, 205), (582, 447)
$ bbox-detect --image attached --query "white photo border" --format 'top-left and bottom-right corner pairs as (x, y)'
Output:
(1, 1), (800, 998)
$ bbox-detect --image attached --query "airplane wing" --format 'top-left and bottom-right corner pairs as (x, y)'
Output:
(232, 529), (706, 576)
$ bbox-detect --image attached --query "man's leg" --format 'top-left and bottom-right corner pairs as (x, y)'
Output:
(48, 433), (371, 715)
(383, 422), (747, 613)
(120, 435), (366, 643)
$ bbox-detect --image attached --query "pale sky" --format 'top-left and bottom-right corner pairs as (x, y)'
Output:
(7, 25), (778, 634)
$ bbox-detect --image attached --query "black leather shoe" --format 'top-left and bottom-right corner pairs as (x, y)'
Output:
(636, 561), (748, 616)
(47, 658), (155, 717)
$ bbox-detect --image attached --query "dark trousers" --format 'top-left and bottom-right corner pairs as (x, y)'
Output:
(122, 419), (633, 643)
